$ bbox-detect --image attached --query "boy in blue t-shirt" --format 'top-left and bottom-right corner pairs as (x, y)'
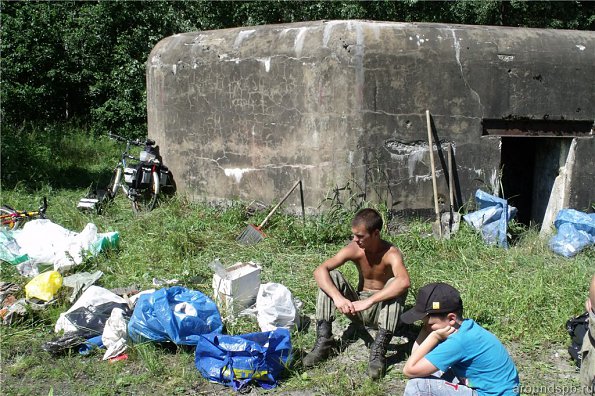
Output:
(402, 283), (520, 396)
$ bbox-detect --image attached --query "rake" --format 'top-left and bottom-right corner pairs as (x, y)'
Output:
(236, 180), (304, 245)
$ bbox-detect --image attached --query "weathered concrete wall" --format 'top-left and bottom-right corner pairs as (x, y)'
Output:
(147, 20), (594, 216)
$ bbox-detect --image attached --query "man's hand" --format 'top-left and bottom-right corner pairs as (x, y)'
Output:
(433, 325), (456, 341)
(334, 296), (355, 315)
(352, 299), (374, 312)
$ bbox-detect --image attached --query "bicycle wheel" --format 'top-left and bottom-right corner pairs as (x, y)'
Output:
(107, 167), (123, 199)
(131, 170), (160, 213)
(0, 207), (21, 229)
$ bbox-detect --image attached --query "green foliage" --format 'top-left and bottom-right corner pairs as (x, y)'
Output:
(0, 121), (118, 190)
(0, 1), (205, 137)
(2, 1), (593, 136)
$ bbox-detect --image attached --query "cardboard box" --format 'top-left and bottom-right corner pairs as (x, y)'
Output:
(212, 261), (261, 316)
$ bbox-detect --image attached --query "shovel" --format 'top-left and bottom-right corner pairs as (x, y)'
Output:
(441, 143), (461, 239)
(426, 110), (442, 239)
(237, 180), (304, 245)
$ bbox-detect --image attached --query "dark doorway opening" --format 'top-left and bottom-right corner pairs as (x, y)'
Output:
(483, 118), (592, 227)
(500, 137), (572, 226)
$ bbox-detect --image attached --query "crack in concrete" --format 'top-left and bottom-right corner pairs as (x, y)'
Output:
(195, 155), (330, 184)
(450, 29), (484, 117)
(361, 109), (483, 121)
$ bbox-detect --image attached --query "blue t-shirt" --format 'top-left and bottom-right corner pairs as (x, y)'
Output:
(425, 319), (520, 396)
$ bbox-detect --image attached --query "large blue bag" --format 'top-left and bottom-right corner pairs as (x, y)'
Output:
(463, 189), (517, 248)
(549, 209), (595, 258)
(128, 286), (223, 345)
(195, 328), (292, 391)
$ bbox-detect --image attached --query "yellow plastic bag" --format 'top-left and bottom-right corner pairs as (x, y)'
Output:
(25, 271), (63, 302)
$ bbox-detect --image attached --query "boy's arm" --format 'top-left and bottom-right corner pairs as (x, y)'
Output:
(403, 326), (455, 378)
(411, 324), (431, 354)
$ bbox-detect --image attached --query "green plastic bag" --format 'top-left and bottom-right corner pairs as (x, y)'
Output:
(89, 232), (119, 255)
(0, 229), (30, 265)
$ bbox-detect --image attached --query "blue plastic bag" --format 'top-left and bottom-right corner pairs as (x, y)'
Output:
(463, 189), (517, 248)
(79, 335), (104, 355)
(548, 209), (595, 258)
(128, 287), (223, 345)
(195, 328), (292, 391)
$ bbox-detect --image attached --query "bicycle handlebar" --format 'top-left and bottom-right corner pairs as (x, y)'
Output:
(39, 197), (48, 215)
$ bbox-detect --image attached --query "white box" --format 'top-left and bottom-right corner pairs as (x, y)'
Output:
(124, 168), (136, 184)
(77, 198), (99, 211)
(212, 261), (261, 316)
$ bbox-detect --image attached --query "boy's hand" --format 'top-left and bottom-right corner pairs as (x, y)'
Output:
(433, 325), (456, 341)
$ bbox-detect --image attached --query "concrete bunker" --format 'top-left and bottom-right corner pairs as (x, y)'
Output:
(147, 20), (594, 225)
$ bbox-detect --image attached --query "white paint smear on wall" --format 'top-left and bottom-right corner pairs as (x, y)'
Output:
(234, 30), (256, 49)
(224, 168), (257, 183)
(294, 27), (308, 57)
(256, 57), (271, 72)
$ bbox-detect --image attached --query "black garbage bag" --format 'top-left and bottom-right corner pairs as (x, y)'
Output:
(41, 330), (95, 356)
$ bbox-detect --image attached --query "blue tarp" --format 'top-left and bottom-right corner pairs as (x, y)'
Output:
(128, 287), (223, 345)
(549, 209), (595, 258)
(463, 189), (517, 248)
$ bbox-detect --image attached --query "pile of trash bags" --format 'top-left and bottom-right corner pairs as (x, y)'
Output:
(459, 190), (594, 258)
(1, 218), (299, 391)
(0, 219), (118, 276)
(47, 284), (294, 391)
(0, 219), (119, 325)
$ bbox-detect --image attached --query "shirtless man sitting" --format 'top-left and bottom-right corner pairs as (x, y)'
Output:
(302, 208), (410, 379)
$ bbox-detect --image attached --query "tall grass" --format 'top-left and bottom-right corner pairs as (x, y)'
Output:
(1, 125), (593, 395)
(1, 121), (119, 192)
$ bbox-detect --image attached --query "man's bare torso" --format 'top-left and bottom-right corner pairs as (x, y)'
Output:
(348, 240), (399, 292)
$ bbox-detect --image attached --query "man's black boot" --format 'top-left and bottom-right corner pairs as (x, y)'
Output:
(302, 320), (334, 367)
(368, 328), (392, 380)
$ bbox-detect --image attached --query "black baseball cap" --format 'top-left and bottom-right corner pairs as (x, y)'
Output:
(401, 282), (463, 324)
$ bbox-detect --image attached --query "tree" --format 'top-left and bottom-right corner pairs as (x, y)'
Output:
(1, 1), (592, 137)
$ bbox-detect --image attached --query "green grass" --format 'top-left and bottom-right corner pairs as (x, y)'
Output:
(1, 125), (593, 395)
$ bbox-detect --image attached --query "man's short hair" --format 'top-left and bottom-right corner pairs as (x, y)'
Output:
(352, 208), (383, 233)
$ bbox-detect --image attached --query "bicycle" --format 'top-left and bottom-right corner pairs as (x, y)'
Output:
(106, 133), (173, 213)
(0, 197), (48, 230)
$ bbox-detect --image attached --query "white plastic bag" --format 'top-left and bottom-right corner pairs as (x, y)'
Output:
(12, 219), (119, 275)
(255, 283), (299, 332)
(102, 308), (128, 360)
(55, 285), (128, 335)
